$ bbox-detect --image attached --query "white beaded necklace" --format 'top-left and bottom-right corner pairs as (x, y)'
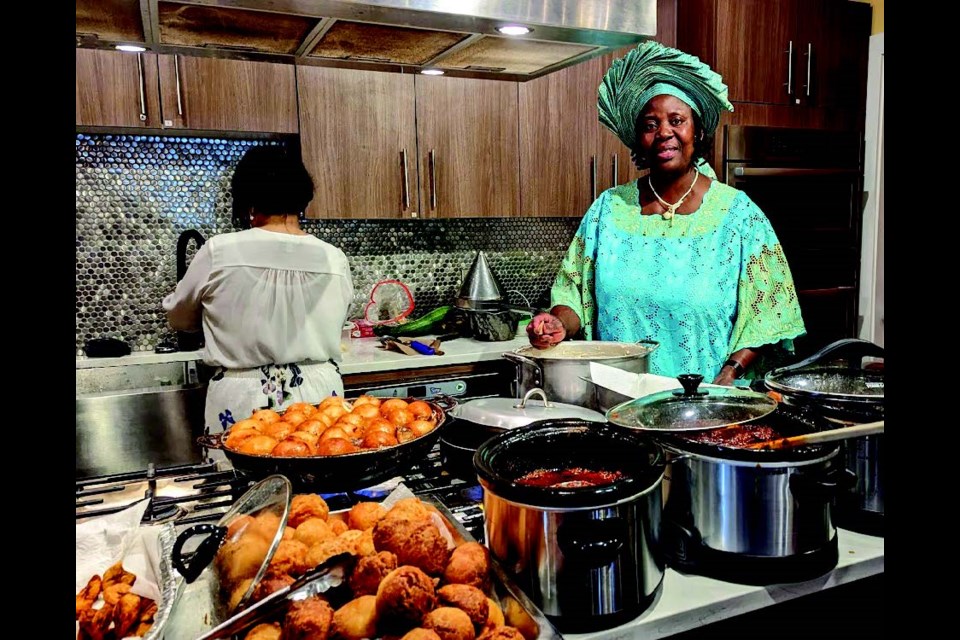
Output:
(648, 169), (699, 225)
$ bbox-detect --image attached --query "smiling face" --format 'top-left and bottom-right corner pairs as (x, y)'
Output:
(637, 94), (699, 175)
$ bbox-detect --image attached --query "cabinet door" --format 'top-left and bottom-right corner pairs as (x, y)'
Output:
(415, 76), (520, 218)
(157, 55), (298, 133)
(298, 66), (419, 219)
(799, 0), (871, 111)
(519, 60), (599, 217)
(76, 49), (161, 128)
(594, 49), (649, 190)
(715, 0), (797, 105)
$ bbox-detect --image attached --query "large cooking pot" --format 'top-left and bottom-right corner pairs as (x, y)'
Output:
(440, 388), (605, 480)
(199, 397), (451, 492)
(606, 375), (855, 585)
(474, 420), (666, 633)
(505, 340), (659, 410)
(765, 339), (884, 536)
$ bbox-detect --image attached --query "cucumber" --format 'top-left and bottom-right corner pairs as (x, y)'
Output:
(373, 305), (453, 337)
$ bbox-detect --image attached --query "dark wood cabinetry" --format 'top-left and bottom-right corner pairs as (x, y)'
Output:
(76, 49), (162, 128)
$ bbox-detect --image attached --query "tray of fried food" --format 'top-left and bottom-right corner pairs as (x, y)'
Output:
(217, 490), (560, 640)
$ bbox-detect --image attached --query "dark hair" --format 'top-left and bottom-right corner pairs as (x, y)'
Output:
(628, 111), (715, 172)
(231, 145), (315, 226)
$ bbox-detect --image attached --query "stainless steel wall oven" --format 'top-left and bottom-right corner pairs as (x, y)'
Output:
(723, 125), (864, 358)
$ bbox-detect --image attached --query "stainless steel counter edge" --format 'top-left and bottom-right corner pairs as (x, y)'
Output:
(76, 336), (532, 373)
(567, 527), (884, 640)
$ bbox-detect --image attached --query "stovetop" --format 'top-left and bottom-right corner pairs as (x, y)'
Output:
(76, 445), (487, 541)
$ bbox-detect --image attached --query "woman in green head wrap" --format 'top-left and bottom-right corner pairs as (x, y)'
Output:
(526, 42), (806, 385)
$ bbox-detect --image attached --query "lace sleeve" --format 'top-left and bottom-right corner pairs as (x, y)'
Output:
(550, 194), (606, 339)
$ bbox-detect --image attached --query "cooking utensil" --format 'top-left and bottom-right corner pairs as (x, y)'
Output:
(456, 250), (506, 310)
(475, 420), (666, 632)
(198, 397), (452, 491)
(440, 388), (605, 479)
(605, 373), (777, 432)
(743, 420), (884, 450)
(83, 337), (132, 358)
(506, 340), (660, 409)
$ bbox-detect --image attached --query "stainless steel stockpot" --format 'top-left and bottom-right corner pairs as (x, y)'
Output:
(474, 421), (666, 633)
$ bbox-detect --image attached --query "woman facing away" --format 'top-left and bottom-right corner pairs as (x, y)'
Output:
(528, 42), (806, 386)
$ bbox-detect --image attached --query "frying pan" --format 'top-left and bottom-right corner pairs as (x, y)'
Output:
(198, 397), (453, 492)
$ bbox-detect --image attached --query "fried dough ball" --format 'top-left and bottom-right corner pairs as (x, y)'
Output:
(350, 550), (398, 597)
(381, 398), (410, 414)
(374, 515), (451, 576)
(237, 434), (279, 456)
(286, 402), (318, 416)
(295, 517), (337, 547)
(362, 430), (400, 449)
(251, 409), (281, 424)
(252, 510), (284, 541)
(423, 607), (476, 640)
(333, 595), (380, 640)
(225, 429), (260, 450)
(352, 403), (382, 421)
(352, 395), (382, 408)
(297, 419), (327, 437)
(375, 565), (437, 629)
(269, 539), (310, 576)
(386, 408), (415, 428)
(217, 534), (272, 585)
(501, 598), (538, 640)
(307, 538), (352, 568)
(477, 627), (526, 640)
(290, 494), (330, 527)
(397, 428), (417, 443)
(484, 599), (504, 630)
(271, 437), (313, 457)
(282, 526), (296, 541)
(322, 405), (350, 422)
(356, 528), (376, 556)
(443, 542), (490, 591)
(329, 517), (350, 536)
(348, 502), (388, 531)
(338, 411), (366, 428)
(408, 420), (437, 437)
(231, 418), (264, 433)
(401, 630), (443, 640)
(288, 430), (320, 450)
(334, 420), (364, 440)
(244, 622), (283, 640)
(438, 584), (489, 628)
(226, 514), (256, 540)
(250, 571), (295, 603)
(320, 396), (353, 410)
(387, 498), (432, 522)
(365, 418), (398, 435)
(317, 438), (361, 456)
(319, 426), (351, 442)
(407, 400), (434, 420)
(264, 420), (296, 440)
(284, 596), (334, 640)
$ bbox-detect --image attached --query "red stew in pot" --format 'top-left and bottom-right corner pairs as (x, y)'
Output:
(516, 467), (625, 488)
(684, 424), (782, 448)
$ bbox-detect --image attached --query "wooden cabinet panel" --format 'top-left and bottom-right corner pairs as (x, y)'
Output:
(298, 66), (418, 219)
(800, 0), (871, 111)
(157, 55), (298, 133)
(415, 76), (520, 218)
(76, 49), (161, 128)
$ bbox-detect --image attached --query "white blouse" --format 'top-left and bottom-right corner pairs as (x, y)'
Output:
(163, 228), (354, 370)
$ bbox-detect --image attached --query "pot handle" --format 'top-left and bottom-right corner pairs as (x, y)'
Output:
(514, 387), (552, 409)
(172, 523), (227, 583)
(503, 352), (543, 393)
(429, 394), (460, 413)
(777, 338), (884, 372)
(636, 338), (660, 354)
(556, 517), (628, 568)
(789, 466), (858, 503)
(197, 433), (226, 450)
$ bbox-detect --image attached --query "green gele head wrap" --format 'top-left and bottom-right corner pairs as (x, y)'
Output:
(598, 41), (734, 149)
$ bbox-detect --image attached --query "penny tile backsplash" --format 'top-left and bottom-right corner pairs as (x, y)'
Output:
(76, 134), (581, 354)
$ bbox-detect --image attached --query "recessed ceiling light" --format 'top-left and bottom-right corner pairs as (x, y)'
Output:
(496, 25), (532, 36)
(421, 69), (445, 76)
(115, 44), (146, 52)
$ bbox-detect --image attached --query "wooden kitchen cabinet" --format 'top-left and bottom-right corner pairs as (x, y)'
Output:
(157, 55), (298, 133)
(678, 0), (871, 110)
(76, 49), (162, 128)
(415, 75), (520, 218)
(299, 66), (419, 219)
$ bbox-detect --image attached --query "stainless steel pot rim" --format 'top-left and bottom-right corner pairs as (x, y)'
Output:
(450, 388), (605, 429)
(477, 473), (664, 511)
(512, 340), (658, 360)
(664, 444), (840, 467)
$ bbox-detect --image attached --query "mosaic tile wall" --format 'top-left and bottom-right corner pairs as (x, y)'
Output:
(76, 134), (582, 354)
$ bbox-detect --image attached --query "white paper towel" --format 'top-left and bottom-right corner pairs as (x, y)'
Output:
(588, 363), (724, 399)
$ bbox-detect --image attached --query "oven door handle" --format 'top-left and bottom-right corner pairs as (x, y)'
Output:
(733, 167), (861, 178)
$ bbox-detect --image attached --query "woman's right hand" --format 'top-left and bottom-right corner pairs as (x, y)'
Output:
(527, 313), (566, 349)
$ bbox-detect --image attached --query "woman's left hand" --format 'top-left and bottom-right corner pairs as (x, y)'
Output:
(712, 367), (737, 387)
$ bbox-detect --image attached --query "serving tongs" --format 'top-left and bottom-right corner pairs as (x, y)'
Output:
(743, 420), (885, 450)
(195, 552), (354, 640)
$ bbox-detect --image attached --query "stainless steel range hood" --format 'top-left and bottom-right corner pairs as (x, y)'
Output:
(76, 0), (656, 80)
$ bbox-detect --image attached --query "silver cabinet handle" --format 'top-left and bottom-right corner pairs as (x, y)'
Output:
(591, 155), (597, 200)
(804, 42), (812, 97)
(137, 52), (147, 121)
(401, 148), (411, 214)
(784, 40), (794, 95)
(429, 150), (437, 212)
(612, 154), (619, 188)
(174, 54), (183, 115)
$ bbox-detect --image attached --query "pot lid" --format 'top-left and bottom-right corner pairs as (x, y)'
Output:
(605, 374), (777, 432)
(763, 339), (884, 404)
(452, 388), (605, 429)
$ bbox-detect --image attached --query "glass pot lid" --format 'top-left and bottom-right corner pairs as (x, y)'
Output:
(453, 388), (606, 429)
(763, 339), (884, 404)
(605, 374), (777, 432)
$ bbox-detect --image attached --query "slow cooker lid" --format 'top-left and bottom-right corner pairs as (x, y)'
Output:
(452, 388), (605, 429)
(765, 366), (884, 402)
(606, 374), (777, 432)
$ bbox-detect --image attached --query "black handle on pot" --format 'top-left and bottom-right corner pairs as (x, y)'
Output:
(673, 373), (708, 397)
(780, 339), (884, 372)
(557, 518), (628, 568)
(789, 466), (858, 503)
(172, 523), (227, 583)
(429, 394), (460, 413)
(197, 433), (226, 450)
